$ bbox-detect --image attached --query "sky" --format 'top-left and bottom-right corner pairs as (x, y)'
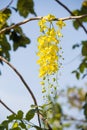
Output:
(0, 0), (87, 125)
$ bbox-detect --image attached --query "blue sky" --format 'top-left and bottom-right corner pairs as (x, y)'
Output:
(0, 0), (87, 123)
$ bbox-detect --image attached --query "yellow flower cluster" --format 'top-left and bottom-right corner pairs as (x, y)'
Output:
(37, 34), (59, 77)
(37, 14), (66, 96)
(37, 14), (65, 78)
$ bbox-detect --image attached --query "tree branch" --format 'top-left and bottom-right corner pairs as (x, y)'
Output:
(54, 0), (87, 34)
(0, 14), (87, 34)
(0, 0), (14, 12)
(0, 99), (15, 114)
(59, 14), (87, 21)
(0, 56), (41, 127)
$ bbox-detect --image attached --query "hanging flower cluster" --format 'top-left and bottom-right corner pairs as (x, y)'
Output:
(37, 14), (66, 95)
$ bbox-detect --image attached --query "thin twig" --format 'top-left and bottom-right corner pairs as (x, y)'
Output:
(0, 0), (14, 12)
(0, 56), (41, 127)
(0, 14), (87, 34)
(54, 0), (87, 34)
(0, 99), (15, 114)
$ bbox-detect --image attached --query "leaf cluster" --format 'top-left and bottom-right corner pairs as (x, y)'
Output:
(72, 0), (87, 30)
(0, 0), (36, 67)
(72, 0), (87, 79)
(0, 108), (42, 130)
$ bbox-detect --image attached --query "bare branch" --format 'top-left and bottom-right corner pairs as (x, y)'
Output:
(0, 14), (87, 34)
(59, 14), (87, 21)
(0, 99), (15, 114)
(0, 16), (41, 34)
(54, 0), (87, 34)
(0, 56), (41, 127)
(0, 0), (14, 12)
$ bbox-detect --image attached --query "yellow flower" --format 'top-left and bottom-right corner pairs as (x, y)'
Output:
(44, 14), (55, 21)
(56, 20), (66, 29)
(37, 48), (58, 77)
(57, 30), (63, 37)
(39, 66), (47, 77)
(37, 14), (65, 79)
(40, 81), (45, 85)
(38, 18), (47, 32)
(47, 28), (56, 37)
(37, 14), (65, 96)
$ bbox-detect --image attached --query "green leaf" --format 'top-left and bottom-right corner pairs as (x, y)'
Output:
(7, 114), (16, 121)
(10, 29), (30, 51)
(0, 8), (11, 22)
(25, 109), (36, 121)
(19, 122), (26, 129)
(79, 63), (85, 73)
(16, 110), (24, 120)
(76, 71), (80, 79)
(72, 70), (80, 79)
(13, 36), (30, 51)
(1, 120), (9, 129)
(83, 102), (87, 120)
(10, 127), (21, 130)
(81, 5), (87, 14)
(82, 41), (87, 56)
(2, 8), (11, 18)
(14, 26), (23, 35)
(17, 0), (36, 18)
(0, 125), (5, 130)
(0, 34), (11, 50)
(72, 10), (80, 16)
(73, 20), (80, 30)
(72, 43), (80, 49)
(0, 34), (11, 61)
(0, 9), (11, 29)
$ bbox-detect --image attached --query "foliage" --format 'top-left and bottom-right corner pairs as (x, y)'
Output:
(0, 108), (42, 130)
(0, 0), (36, 64)
(17, 0), (36, 17)
(0, 86), (87, 130)
(72, 0), (87, 79)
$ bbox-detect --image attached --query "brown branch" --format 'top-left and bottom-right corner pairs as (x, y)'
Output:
(59, 14), (87, 21)
(0, 14), (87, 34)
(54, 0), (87, 34)
(0, 99), (15, 114)
(0, 0), (14, 12)
(0, 16), (42, 34)
(0, 56), (41, 127)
